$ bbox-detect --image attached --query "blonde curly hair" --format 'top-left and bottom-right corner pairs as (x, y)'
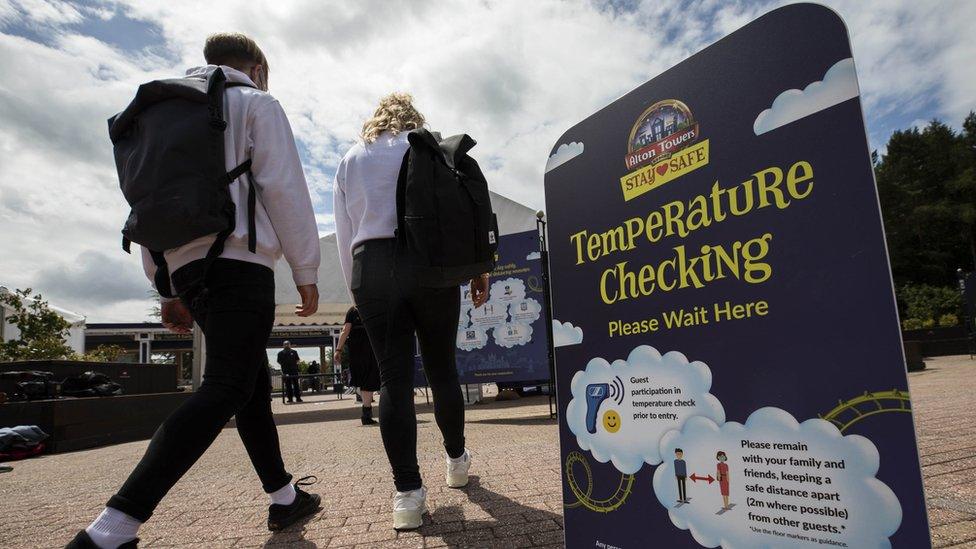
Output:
(361, 92), (425, 144)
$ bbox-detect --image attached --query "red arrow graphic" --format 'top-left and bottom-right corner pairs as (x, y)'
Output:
(690, 473), (715, 484)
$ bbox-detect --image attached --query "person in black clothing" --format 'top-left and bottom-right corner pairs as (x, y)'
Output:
(68, 33), (322, 549)
(333, 94), (488, 530)
(277, 341), (302, 403)
(307, 360), (321, 393)
(335, 306), (380, 425)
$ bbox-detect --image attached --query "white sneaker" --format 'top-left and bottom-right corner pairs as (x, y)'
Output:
(392, 486), (426, 530)
(446, 449), (471, 488)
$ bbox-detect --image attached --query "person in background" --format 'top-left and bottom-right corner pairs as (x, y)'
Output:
(333, 93), (489, 530)
(277, 341), (302, 404)
(70, 32), (321, 549)
(306, 360), (321, 392)
(334, 306), (379, 425)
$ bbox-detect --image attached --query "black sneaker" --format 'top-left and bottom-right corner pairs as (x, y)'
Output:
(267, 476), (322, 531)
(361, 406), (377, 425)
(66, 530), (139, 548)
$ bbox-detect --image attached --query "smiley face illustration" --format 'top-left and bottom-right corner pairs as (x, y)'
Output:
(602, 409), (621, 433)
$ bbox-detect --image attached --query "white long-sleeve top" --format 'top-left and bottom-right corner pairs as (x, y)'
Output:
(140, 65), (320, 293)
(333, 131), (409, 298)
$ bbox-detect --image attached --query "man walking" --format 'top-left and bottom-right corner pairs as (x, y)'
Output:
(278, 341), (302, 403)
(69, 33), (322, 548)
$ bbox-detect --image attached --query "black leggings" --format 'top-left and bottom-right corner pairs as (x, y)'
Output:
(107, 259), (291, 522)
(351, 239), (465, 492)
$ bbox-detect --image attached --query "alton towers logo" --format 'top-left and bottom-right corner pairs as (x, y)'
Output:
(620, 99), (710, 201)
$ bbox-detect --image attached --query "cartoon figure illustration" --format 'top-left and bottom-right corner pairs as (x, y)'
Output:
(466, 330), (476, 340)
(520, 302), (528, 311)
(716, 451), (731, 511)
(674, 448), (688, 504)
(602, 409), (621, 433)
(504, 285), (512, 295)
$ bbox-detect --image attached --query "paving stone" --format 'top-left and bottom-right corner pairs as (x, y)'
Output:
(4, 355), (976, 547)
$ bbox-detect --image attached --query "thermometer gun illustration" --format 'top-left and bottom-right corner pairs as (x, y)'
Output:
(585, 383), (609, 434)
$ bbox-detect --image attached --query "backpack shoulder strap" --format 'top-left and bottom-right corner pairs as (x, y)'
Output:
(395, 150), (409, 227)
(147, 250), (175, 298)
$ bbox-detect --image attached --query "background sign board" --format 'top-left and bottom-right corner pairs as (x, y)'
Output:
(415, 229), (550, 386)
(544, 4), (930, 548)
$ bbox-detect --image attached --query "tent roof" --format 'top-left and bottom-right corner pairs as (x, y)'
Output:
(274, 190), (537, 306)
(274, 302), (349, 327)
(0, 285), (86, 325)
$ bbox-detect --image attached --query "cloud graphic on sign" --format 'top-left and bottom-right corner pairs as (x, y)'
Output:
(552, 319), (583, 347)
(526, 251), (541, 260)
(456, 327), (489, 351)
(494, 322), (534, 348)
(490, 277), (526, 303)
(652, 407), (901, 548)
(567, 346), (725, 473)
(509, 298), (542, 325)
(545, 141), (584, 172)
(753, 57), (859, 135)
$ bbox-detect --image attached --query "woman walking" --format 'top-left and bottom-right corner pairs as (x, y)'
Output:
(334, 306), (379, 425)
(333, 93), (489, 530)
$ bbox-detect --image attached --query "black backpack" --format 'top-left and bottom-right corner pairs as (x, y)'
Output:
(61, 371), (123, 398)
(108, 68), (256, 298)
(395, 129), (499, 287)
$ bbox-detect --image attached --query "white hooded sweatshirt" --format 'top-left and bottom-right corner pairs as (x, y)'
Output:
(140, 65), (320, 294)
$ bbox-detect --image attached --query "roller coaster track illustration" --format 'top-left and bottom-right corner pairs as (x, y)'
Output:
(564, 451), (635, 512)
(818, 389), (912, 433)
(563, 389), (912, 512)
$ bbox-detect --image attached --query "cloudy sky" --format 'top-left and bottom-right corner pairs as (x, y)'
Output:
(0, 0), (973, 322)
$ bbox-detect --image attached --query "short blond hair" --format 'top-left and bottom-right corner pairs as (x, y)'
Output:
(361, 93), (425, 144)
(204, 32), (269, 77)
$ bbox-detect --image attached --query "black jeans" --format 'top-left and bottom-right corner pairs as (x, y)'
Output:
(351, 239), (465, 492)
(107, 259), (291, 522)
(283, 375), (301, 401)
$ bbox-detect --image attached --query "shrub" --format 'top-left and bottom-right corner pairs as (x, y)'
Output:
(897, 284), (962, 327)
(901, 318), (925, 330)
(938, 313), (960, 327)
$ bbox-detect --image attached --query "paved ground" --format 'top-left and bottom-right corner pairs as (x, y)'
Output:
(1, 356), (975, 548)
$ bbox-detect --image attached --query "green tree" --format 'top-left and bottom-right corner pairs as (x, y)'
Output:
(78, 344), (127, 362)
(876, 113), (976, 287)
(0, 288), (74, 361)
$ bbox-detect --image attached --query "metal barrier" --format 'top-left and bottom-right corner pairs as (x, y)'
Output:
(271, 372), (345, 404)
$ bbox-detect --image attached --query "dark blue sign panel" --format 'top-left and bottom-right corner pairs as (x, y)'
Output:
(544, 5), (929, 548)
(415, 229), (551, 386)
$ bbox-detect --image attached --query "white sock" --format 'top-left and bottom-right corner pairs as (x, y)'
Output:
(85, 507), (141, 548)
(270, 482), (296, 506)
(448, 449), (469, 463)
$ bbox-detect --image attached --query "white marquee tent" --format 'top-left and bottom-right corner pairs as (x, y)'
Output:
(0, 286), (86, 354)
(272, 191), (539, 326)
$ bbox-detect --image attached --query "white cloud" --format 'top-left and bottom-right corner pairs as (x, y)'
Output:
(754, 57), (859, 135)
(545, 141), (584, 173)
(566, 345), (725, 474)
(552, 319), (583, 347)
(525, 251), (540, 261)
(1, 0), (973, 320)
(652, 408), (902, 548)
